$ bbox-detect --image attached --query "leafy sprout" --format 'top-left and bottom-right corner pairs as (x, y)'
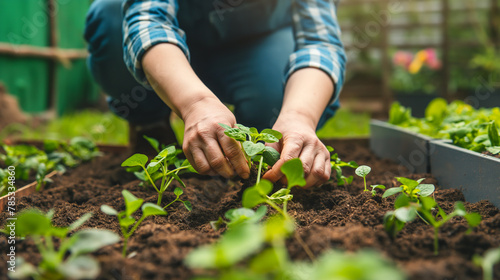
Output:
(2, 209), (119, 280)
(121, 140), (195, 207)
(354, 165), (372, 192)
(101, 190), (167, 257)
(473, 247), (500, 280)
(242, 158), (306, 219)
(382, 177), (435, 201)
(218, 123), (282, 182)
(326, 146), (358, 185)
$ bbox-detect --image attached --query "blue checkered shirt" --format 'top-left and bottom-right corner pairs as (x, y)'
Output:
(123, 0), (346, 102)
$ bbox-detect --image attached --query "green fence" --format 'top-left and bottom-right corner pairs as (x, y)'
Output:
(0, 0), (98, 115)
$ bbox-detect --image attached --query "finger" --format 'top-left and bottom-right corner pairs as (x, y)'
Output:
(304, 152), (328, 188)
(298, 144), (315, 178)
(263, 137), (302, 183)
(202, 138), (235, 178)
(187, 146), (217, 176)
(218, 130), (250, 179)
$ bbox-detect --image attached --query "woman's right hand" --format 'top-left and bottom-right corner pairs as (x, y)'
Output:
(181, 96), (250, 179)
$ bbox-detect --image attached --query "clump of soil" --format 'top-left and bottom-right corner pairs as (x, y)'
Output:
(0, 139), (498, 280)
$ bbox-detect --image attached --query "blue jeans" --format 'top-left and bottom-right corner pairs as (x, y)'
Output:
(84, 0), (339, 130)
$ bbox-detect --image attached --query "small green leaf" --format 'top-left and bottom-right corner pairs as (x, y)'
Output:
(174, 187), (183, 197)
(142, 203), (167, 217)
(382, 187), (404, 198)
(220, 123), (247, 142)
(394, 194), (411, 209)
(465, 212), (482, 228)
(371, 184), (386, 190)
(242, 180), (273, 208)
(183, 201), (193, 211)
(121, 154), (148, 168)
(13, 209), (52, 237)
(396, 177), (419, 189)
(210, 217), (225, 231)
(181, 159), (198, 173)
(122, 190), (144, 216)
(68, 212), (92, 231)
(70, 229), (120, 256)
(242, 141), (265, 157)
(488, 122), (500, 146)
(60, 255), (100, 279)
(262, 146), (280, 166)
(259, 133), (279, 143)
(394, 206), (417, 222)
(143, 135), (160, 153)
(281, 158), (306, 189)
(119, 216), (136, 228)
(158, 145), (177, 159)
(486, 146), (500, 155)
(453, 201), (467, 216)
(146, 160), (162, 174)
(417, 184), (435, 197)
(261, 129), (283, 140)
(101, 205), (118, 216)
(355, 165), (371, 178)
(420, 196), (437, 210)
(172, 173), (187, 188)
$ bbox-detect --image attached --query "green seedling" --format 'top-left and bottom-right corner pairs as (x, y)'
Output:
(0, 137), (101, 196)
(473, 247), (500, 280)
(382, 177), (435, 201)
(242, 158), (306, 219)
(382, 195), (418, 239)
(101, 190), (167, 257)
(210, 205), (267, 231)
(486, 121), (500, 155)
(2, 209), (119, 280)
(327, 146), (358, 185)
(218, 123), (282, 182)
(418, 197), (482, 255)
(355, 165), (384, 193)
(121, 144), (195, 207)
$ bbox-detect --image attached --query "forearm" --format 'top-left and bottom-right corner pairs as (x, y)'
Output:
(277, 68), (334, 129)
(142, 43), (217, 119)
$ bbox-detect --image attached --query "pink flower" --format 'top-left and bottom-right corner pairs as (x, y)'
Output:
(393, 51), (413, 69)
(424, 48), (441, 70)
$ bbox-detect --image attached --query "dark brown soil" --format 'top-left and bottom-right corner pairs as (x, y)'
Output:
(1, 139), (499, 280)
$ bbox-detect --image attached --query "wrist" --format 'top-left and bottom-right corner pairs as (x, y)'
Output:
(275, 110), (317, 131)
(181, 94), (225, 123)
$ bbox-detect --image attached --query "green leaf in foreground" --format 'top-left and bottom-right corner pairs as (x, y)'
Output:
(121, 154), (148, 168)
(280, 158), (306, 189)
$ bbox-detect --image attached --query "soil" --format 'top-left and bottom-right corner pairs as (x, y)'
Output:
(1, 139), (499, 280)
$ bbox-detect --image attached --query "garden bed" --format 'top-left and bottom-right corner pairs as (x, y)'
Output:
(1, 139), (499, 280)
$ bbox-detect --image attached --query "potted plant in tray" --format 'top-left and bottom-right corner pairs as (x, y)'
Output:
(390, 48), (442, 117)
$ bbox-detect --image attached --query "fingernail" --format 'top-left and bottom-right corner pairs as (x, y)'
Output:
(241, 172), (250, 179)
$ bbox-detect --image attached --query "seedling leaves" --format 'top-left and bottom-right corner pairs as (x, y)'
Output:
(394, 207), (417, 222)
(261, 129), (282, 141)
(220, 123), (247, 142)
(59, 255), (100, 279)
(262, 146), (280, 166)
(14, 209), (52, 237)
(416, 184), (435, 197)
(396, 177), (419, 189)
(100, 205), (118, 216)
(355, 165), (371, 178)
(68, 212), (93, 231)
(121, 154), (148, 168)
(70, 229), (120, 256)
(242, 180), (273, 208)
(383, 187), (404, 198)
(142, 203), (167, 217)
(243, 141), (265, 157)
(281, 158), (306, 188)
(143, 135), (160, 153)
(183, 201), (193, 211)
(488, 122), (500, 146)
(123, 190), (144, 216)
(174, 187), (183, 197)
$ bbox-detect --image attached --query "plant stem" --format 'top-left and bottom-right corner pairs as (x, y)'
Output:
(141, 167), (159, 193)
(266, 200), (287, 219)
(294, 231), (316, 261)
(122, 237), (128, 257)
(434, 227), (439, 255)
(157, 193), (163, 205)
(256, 156), (264, 185)
(163, 197), (179, 209)
(363, 177), (367, 191)
(122, 216), (147, 257)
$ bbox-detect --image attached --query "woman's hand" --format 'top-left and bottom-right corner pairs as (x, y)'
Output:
(263, 113), (331, 188)
(182, 96), (250, 179)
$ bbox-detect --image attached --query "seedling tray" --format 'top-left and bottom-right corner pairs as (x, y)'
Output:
(370, 119), (434, 173)
(429, 140), (500, 208)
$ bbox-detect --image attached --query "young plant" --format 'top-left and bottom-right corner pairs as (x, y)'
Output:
(486, 121), (500, 155)
(210, 205), (267, 231)
(242, 158), (306, 219)
(218, 123), (282, 182)
(354, 165), (385, 195)
(473, 247), (500, 280)
(121, 144), (195, 207)
(382, 177), (435, 202)
(2, 209), (119, 280)
(101, 190), (167, 257)
(418, 197), (482, 255)
(327, 146), (358, 185)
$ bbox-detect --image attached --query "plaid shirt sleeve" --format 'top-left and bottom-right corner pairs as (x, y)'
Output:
(123, 0), (189, 88)
(286, 0), (346, 103)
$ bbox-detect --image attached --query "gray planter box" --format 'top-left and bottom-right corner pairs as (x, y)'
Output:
(370, 120), (434, 174)
(429, 140), (500, 208)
